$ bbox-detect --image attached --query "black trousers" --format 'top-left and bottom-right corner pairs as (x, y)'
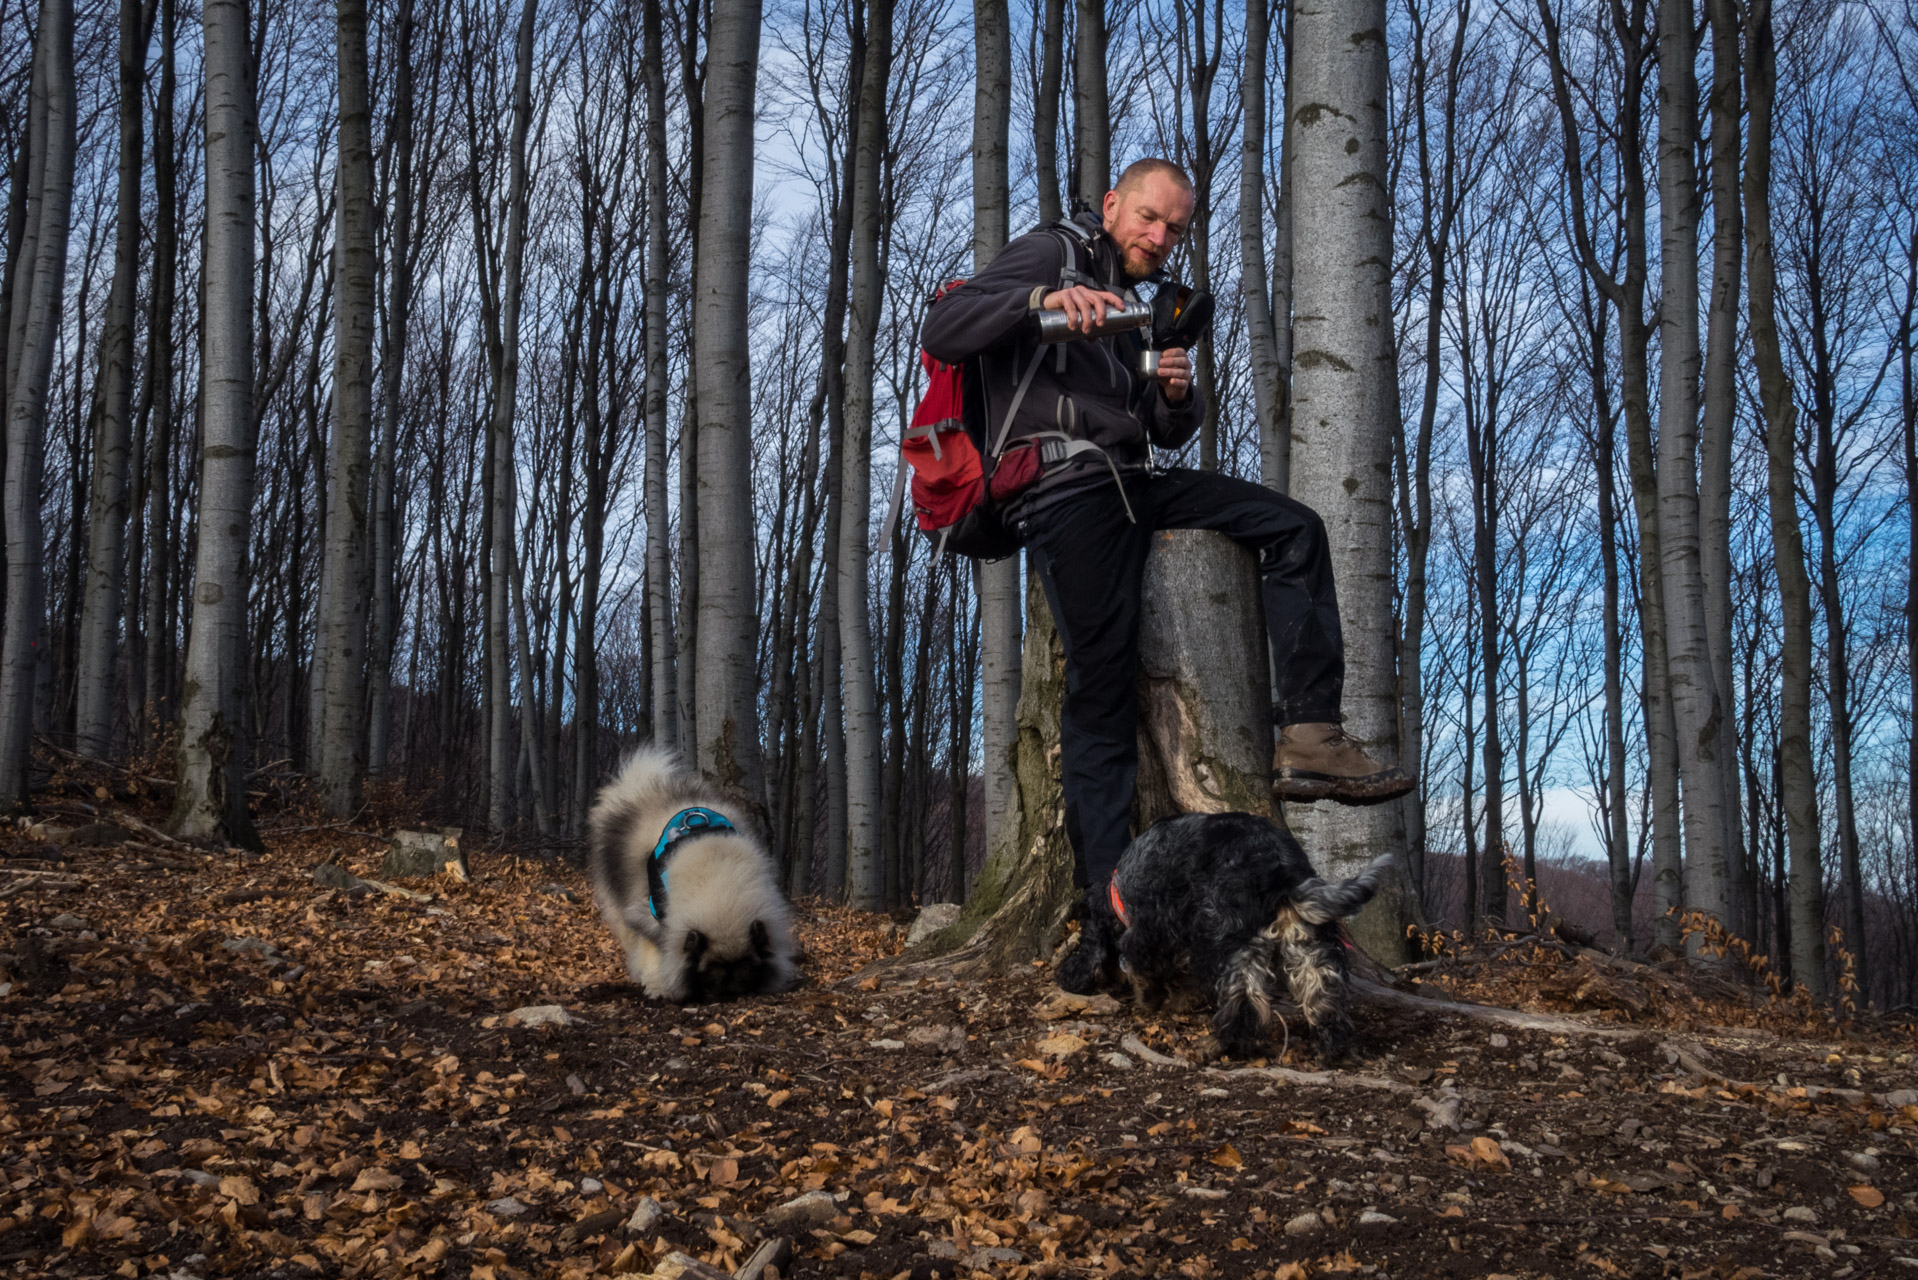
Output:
(1020, 468), (1344, 890)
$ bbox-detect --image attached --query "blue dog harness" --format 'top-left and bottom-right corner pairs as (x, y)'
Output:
(647, 806), (736, 921)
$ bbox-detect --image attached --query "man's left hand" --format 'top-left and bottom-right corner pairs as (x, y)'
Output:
(1156, 347), (1192, 402)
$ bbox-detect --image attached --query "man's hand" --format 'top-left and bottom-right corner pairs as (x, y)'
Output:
(1042, 285), (1127, 333)
(1155, 347), (1192, 402)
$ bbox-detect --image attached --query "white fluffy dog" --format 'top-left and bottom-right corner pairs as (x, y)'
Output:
(586, 749), (797, 1002)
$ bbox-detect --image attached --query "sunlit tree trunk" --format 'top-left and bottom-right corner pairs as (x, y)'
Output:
(1284, 0), (1410, 963)
(173, 0), (258, 846)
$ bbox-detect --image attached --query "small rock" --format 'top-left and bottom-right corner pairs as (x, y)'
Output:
(1102, 1052), (1135, 1071)
(868, 1038), (906, 1051)
(1181, 1186), (1228, 1200)
(1036, 990), (1123, 1020)
(313, 862), (364, 890)
(1884, 1089), (1918, 1109)
(485, 1196), (531, 1217)
(1401, 1065), (1435, 1084)
(503, 1005), (577, 1029)
(1199, 1087), (1229, 1098)
(537, 883), (578, 902)
(579, 1177), (603, 1196)
(1847, 1151), (1882, 1174)
(968, 1248), (1025, 1266)
(905, 903), (963, 946)
(926, 1240), (961, 1260)
(1488, 1034), (1509, 1049)
(222, 937), (282, 959)
(905, 1025), (967, 1055)
(173, 1169), (221, 1189)
(625, 1197), (666, 1233)
(1283, 1212), (1322, 1237)
(1035, 1033), (1088, 1060)
(1358, 1211), (1399, 1226)
(760, 1190), (837, 1232)
(1784, 1205), (1819, 1224)
(1616, 1117), (1646, 1142)
(47, 913), (88, 931)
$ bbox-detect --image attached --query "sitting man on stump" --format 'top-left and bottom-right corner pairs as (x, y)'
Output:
(920, 157), (1413, 989)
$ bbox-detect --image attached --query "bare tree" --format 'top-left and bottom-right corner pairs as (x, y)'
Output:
(1744, 0), (1825, 998)
(314, 0), (379, 816)
(1284, 0), (1410, 961)
(1241, 0), (1285, 490)
(1035, 0), (1065, 223)
(74, 0), (144, 760)
(841, 0), (891, 909)
(693, 0), (768, 806)
(173, 0), (259, 846)
(643, 0), (675, 752)
(1073, 0), (1108, 204)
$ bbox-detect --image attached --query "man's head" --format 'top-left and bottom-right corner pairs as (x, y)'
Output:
(1102, 159), (1195, 281)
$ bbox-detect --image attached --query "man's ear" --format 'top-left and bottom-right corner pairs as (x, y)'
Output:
(1102, 188), (1121, 224)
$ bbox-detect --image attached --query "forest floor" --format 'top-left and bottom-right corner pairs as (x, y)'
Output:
(3, 772), (1916, 1280)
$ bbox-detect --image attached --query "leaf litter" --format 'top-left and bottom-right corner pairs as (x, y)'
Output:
(2, 802), (1916, 1280)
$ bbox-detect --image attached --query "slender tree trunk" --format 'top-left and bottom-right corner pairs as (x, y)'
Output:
(367, 0), (418, 780)
(1467, 393), (1505, 924)
(643, 0), (676, 752)
(1702, 0), (1746, 938)
(486, 0), (537, 831)
(692, 0), (766, 808)
(1656, 0), (1735, 939)
(1591, 302), (1634, 947)
(1242, 0), (1283, 488)
(1072, 0), (1108, 206)
(1744, 0), (1824, 999)
(1035, 0), (1064, 224)
(1268, 0), (1294, 493)
(140, 0), (178, 744)
(1283, 0), (1410, 962)
(173, 0), (258, 846)
(974, 0), (1020, 909)
(75, 0), (143, 759)
(315, 0), (378, 817)
(0, 0), (75, 808)
(840, 0), (891, 909)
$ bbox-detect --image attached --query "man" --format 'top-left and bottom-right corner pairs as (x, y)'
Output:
(922, 158), (1411, 967)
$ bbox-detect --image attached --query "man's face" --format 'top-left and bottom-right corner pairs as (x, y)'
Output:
(1102, 173), (1195, 280)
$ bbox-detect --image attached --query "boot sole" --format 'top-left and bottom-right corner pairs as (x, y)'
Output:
(1274, 768), (1415, 807)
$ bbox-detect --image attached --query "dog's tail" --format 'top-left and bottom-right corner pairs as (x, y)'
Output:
(1286, 854), (1394, 926)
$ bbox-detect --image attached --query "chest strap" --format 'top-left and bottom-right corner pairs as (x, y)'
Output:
(648, 806), (736, 921)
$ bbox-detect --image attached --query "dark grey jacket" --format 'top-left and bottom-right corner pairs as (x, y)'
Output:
(920, 212), (1204, 512)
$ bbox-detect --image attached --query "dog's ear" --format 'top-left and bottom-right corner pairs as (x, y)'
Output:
(749, 919), (773, 961)
(682, 929), (709, 963)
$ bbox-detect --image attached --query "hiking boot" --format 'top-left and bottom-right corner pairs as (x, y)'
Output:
(1273, 722), (1415, 806)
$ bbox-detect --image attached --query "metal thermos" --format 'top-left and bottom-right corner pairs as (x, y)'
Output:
(1036, 299), (1151, 343)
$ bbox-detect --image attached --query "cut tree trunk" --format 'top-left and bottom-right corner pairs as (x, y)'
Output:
(914, 530), (1276, 969)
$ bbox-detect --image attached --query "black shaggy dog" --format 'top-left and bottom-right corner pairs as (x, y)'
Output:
(1058, 812), (1389, 1063)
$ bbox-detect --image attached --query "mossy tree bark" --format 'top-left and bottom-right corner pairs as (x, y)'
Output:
(917, 530), (1276, 968)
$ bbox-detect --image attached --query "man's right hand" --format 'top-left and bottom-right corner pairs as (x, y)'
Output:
(1042, 285), (1127, 333)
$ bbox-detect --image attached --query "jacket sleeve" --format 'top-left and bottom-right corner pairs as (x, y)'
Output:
(920, 233), (1064, 364)
(1144, 377), (1205, 451)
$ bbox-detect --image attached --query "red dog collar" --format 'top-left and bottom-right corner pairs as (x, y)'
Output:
(1107, 878), (1130, 928)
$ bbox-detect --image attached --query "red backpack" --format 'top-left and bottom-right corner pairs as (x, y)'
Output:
(881, 249), (1119, 560)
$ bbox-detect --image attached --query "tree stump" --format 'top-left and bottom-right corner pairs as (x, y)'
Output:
(380, 828), (468, 880)
(917, 530), (1277, 969)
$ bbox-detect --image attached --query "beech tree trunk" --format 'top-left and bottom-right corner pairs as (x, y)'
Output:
(925, 532), (1277, 965)
(1, 0), (75, 808)
(1744, 0), (1824, 999)
(315, 0), (378, 817)
(840, 0), (890, 909)
(1283, 0), (1411, 964)
(643, 0), (675, 752)
(1035, 0), (1065, 224)
(1072, 0), (1108, 206)
(173, 0), (258, 846)
(74, 0), (142, 760)
(692, 0), (767, 809)
(974, 0), (1020, 909)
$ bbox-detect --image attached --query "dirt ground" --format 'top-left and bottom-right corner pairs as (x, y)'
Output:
(3, 816), (1916, 1280)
